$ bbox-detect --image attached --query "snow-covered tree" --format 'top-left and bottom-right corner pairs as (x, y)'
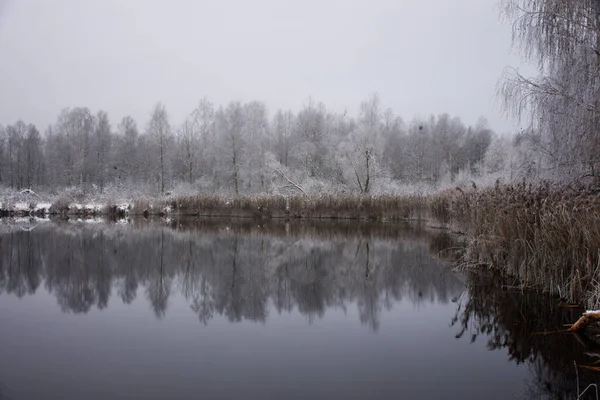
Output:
(146, 103), (173, 194)
(499, 0), (600, 183)
(216, 102), (245, 196)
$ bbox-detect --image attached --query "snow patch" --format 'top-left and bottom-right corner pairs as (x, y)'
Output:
(14, 202), (31, 211)
(84, 203), (104, 212)
(586, 310), (600, 314)
(34, 202), (52, 212)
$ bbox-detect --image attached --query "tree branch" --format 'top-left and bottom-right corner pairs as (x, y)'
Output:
(273, 167), (308, 197)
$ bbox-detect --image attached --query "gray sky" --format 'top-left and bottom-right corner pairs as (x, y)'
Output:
(0, 0), (534, 133)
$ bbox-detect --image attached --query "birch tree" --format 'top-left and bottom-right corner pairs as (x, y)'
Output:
(0, 125), (5, 185)
(294, 100), (328, 178)
(177, 118), (198, 184)
(147, 103), (172, 194)
(191, 98), (215, 184)
(345, 94), (384, 194)
(24, 124), (43, 188)
(5, 121), (27, 188)
(115, 116), (139, 184)
(93, 111), (112, 192)
(216, 102), (245, 196)
(273, 110), (295, 167)
(243, 101), (270, 191)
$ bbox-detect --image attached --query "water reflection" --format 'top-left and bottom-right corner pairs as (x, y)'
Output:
(0, 219), (462, 330)
(455, 271), (600, 398)
(1, 218), (600, 398)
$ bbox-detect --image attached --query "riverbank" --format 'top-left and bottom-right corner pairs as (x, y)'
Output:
(0, 192), (428, 221)
(2, 183), (599, 307)
(445, 182), (600, 308)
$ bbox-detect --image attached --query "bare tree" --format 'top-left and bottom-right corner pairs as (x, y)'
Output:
(0, 125), (5, 185)
(147, 103), (172, 194)
(273, 110), (295, 167)
(116, 116), (139, 184)
(24, 124), (43, 188)
(216, 102), (245, 196)
(294, 99), (328, 178)
(191, 98), (215, 183)
(93, 111), (112, 192)
(343, 94), (384, 194)
(5, 121), (27, 188)
(243, 101), (270, 191)
(177, 118), (198, 184)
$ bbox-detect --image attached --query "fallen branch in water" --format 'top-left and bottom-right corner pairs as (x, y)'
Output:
(569, 311), (600, 332)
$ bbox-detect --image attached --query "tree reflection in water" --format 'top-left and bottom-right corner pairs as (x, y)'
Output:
(0, 219), (461, 330)
(3, 218), (600, 398)
(454, 271), (600, 399)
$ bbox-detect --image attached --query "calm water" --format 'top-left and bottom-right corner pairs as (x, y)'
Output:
(0, 218), (598, 400)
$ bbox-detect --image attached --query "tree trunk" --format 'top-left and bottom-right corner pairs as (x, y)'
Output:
(364, 149), (370, 194)
(233, 150), (239, 196)
(160, 137), (165, 194)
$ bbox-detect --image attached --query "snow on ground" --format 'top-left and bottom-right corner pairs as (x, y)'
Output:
(84, 203), (104, 212)
(68, 203), (105, 213)
(34, 202), (52, 212)
(14, 202), (31, 211)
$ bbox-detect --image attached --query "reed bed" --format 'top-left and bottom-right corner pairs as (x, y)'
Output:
(136, 193), (428, 221)
(440, 181), (600, 308)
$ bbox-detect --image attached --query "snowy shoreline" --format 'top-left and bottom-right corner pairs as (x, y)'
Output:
(0, 192), (429, 221)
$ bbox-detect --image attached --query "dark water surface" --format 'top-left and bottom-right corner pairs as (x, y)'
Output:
(0, 218), (598, 399)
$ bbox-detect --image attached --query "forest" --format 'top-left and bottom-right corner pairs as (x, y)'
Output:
(0, 96), (516, 198)
(2, 1), (600, 199)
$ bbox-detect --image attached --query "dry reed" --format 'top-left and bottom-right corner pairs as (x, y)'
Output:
(442, 181), (600, 308)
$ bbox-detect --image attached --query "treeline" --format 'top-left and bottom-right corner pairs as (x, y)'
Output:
(0, 95), (536, 196)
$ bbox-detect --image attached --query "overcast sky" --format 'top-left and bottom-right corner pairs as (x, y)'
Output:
(0, 0), (535, 134)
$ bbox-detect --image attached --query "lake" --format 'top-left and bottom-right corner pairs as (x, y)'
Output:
(0, 218), (598, 399)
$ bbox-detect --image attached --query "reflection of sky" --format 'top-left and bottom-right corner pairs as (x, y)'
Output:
(0, 281), (527, 399)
